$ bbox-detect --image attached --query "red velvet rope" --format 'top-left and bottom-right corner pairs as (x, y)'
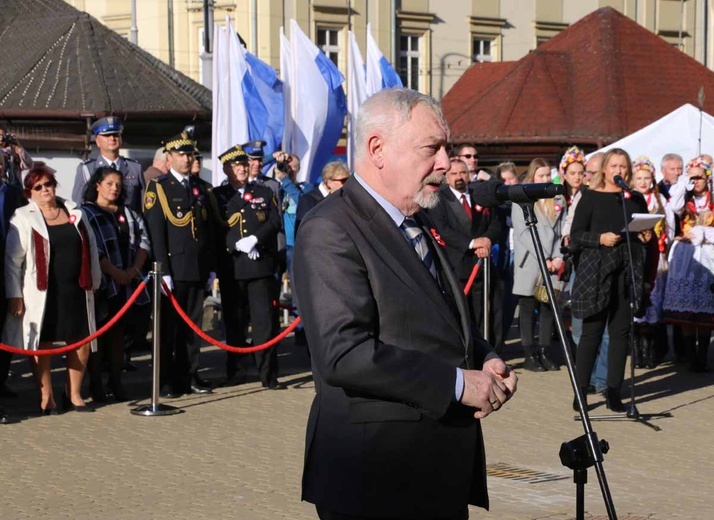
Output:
(0, 281), (148, 356)
(164, 283), (301, 353)
(463, 261), (481, 296)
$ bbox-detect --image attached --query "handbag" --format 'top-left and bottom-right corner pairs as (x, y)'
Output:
(534, 274), (561, 305)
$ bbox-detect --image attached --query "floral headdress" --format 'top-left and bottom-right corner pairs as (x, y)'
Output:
(631, 156), (655, 176)
(559, 146), (586, 176)
(686, 155), (712, 178)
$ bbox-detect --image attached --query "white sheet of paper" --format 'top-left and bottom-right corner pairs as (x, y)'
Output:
(621, 213), (664, 232)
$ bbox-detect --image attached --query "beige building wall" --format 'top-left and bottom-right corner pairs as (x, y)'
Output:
(65, 0), (713, 101)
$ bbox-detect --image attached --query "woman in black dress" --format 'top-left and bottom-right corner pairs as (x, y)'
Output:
(3, 164), (101, 414)
(570, 149), (653, 412)
(82, 167), (150, 402)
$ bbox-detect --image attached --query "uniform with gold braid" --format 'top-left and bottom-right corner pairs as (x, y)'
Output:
(214, 144), (283, 388)
(143, 131), (218, 396)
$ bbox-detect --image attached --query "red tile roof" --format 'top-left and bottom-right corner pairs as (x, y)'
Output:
(443, 7), (714, 146)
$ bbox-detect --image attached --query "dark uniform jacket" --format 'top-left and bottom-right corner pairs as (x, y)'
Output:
(214, 183), (281, 280)
(293, 177), (493, 518)
(73, 155), (145, 213)
(427, 184), (501, 280)
(143, 172), (217, 282)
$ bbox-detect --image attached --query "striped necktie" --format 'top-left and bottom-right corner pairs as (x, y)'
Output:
(401, 218), (436, 278)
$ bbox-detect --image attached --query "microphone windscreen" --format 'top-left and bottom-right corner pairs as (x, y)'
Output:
(470, 180), (501, 208)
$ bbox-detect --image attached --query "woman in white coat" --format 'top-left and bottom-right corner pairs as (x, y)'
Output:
(3, 164), (101, 414)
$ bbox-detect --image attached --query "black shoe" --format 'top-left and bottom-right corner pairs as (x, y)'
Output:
(523, 354), (546, 372)
(538, 347), (560, 371)
(264, 381), (287, 390)
(604, 388), (627, 413)
(160, 385), (182, 399)
(192, 375), (213, 388)
(223, 373), (248, 387)
(62, 393), (93, 413)
(585, 384), (597, 395)
(0, 384), (18, 398)
(1, 407), (16, 422)
(189, 377), (214, 394)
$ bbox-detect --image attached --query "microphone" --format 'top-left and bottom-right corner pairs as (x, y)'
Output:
(613, 175), (631, 191)
(471, 180), (566, 207)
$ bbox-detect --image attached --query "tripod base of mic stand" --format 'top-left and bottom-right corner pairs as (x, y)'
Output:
(575, 404), (672, 431)
(131, 403), (183, 416)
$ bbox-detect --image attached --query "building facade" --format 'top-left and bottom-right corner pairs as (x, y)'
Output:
(65, 0), (713, 100)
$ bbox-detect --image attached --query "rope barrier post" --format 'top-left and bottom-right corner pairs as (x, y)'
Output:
(131, 262), (182, 417)
(483, 257), (490, 344)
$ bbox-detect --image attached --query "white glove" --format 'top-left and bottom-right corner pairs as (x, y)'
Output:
(236, 235), (259, 253)
(247, 247), (260, 261)
(161, 275), (174, 295)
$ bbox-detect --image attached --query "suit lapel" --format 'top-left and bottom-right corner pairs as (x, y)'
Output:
(443, 187), (471, 231)
(416, 213), (471, 352)
(27, 201), (48, 240)
(345, 180), (464, 339)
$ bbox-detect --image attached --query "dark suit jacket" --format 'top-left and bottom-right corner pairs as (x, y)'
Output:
(295, 188), (324, 236)
(214, 183), (281, 280)
(293, 177), (493, 519)
(427, 185), (501, 280)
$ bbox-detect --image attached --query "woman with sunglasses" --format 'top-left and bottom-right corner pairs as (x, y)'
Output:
(2, 164), (101, 414)
(662, 156), (714, 372)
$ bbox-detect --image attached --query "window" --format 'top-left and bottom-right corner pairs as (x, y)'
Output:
(399, 34), (421, 90)
(472, 37), (493, 63)
(317, 27), (340, 67)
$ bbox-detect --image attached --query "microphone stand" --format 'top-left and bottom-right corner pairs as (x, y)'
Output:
(514, 195), (617, 520)
(584, 190), (672, 431)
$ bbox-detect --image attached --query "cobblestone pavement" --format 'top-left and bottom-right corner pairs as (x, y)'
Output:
(0, 333), (712, 519)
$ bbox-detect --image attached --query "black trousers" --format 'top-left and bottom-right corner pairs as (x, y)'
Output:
(160, 280), (204, 390)
(316, 506), (468, 520)
(576, 268), (630, 389)
(518, 296), (554, 349)
(221, 275), (278, 386)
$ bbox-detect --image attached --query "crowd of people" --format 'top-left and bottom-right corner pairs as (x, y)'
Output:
(0, 112), (712, 424)
(0, 117), (350, 422)
(446, 144), (713, 413)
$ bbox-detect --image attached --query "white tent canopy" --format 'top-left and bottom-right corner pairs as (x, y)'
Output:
(589, 103), (714, 182)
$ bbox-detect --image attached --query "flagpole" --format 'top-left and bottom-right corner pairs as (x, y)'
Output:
(347, 0), (353, 171)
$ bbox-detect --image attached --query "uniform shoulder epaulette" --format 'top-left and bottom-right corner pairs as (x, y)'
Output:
(154, 174), (169, 183)
(82, 158), (97, 165)
(124, 157), (140, 164)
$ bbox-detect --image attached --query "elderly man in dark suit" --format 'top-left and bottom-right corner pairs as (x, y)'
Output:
(293, 88), (517, 520)
(428, 158), (501, 346)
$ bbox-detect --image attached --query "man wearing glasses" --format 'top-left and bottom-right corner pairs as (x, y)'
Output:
(453, 143), (480, 182)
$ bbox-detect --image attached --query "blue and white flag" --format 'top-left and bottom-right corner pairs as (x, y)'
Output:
(366, 22), (403, 95)
(211, 16), (283, 185)
(347, 30), (368, 170)
(283, 19), (347, 184)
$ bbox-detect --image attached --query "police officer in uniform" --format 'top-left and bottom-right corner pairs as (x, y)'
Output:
(214, 145), (285, 389)
(143, 131), (217, 397)
(72, 116), (145, 213)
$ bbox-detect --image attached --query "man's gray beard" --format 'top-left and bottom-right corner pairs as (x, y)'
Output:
(414, 189), (440, 209)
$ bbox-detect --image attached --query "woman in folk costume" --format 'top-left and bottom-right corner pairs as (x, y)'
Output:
(662, 155), (714, 372)
(630, 156), (669, 368)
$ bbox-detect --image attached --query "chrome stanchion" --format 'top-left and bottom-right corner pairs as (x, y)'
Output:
(483, 257), (491, 343)
(132, 262), (183, 417)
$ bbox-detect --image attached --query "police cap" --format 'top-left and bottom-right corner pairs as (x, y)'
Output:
(92, 116), (124, 136)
